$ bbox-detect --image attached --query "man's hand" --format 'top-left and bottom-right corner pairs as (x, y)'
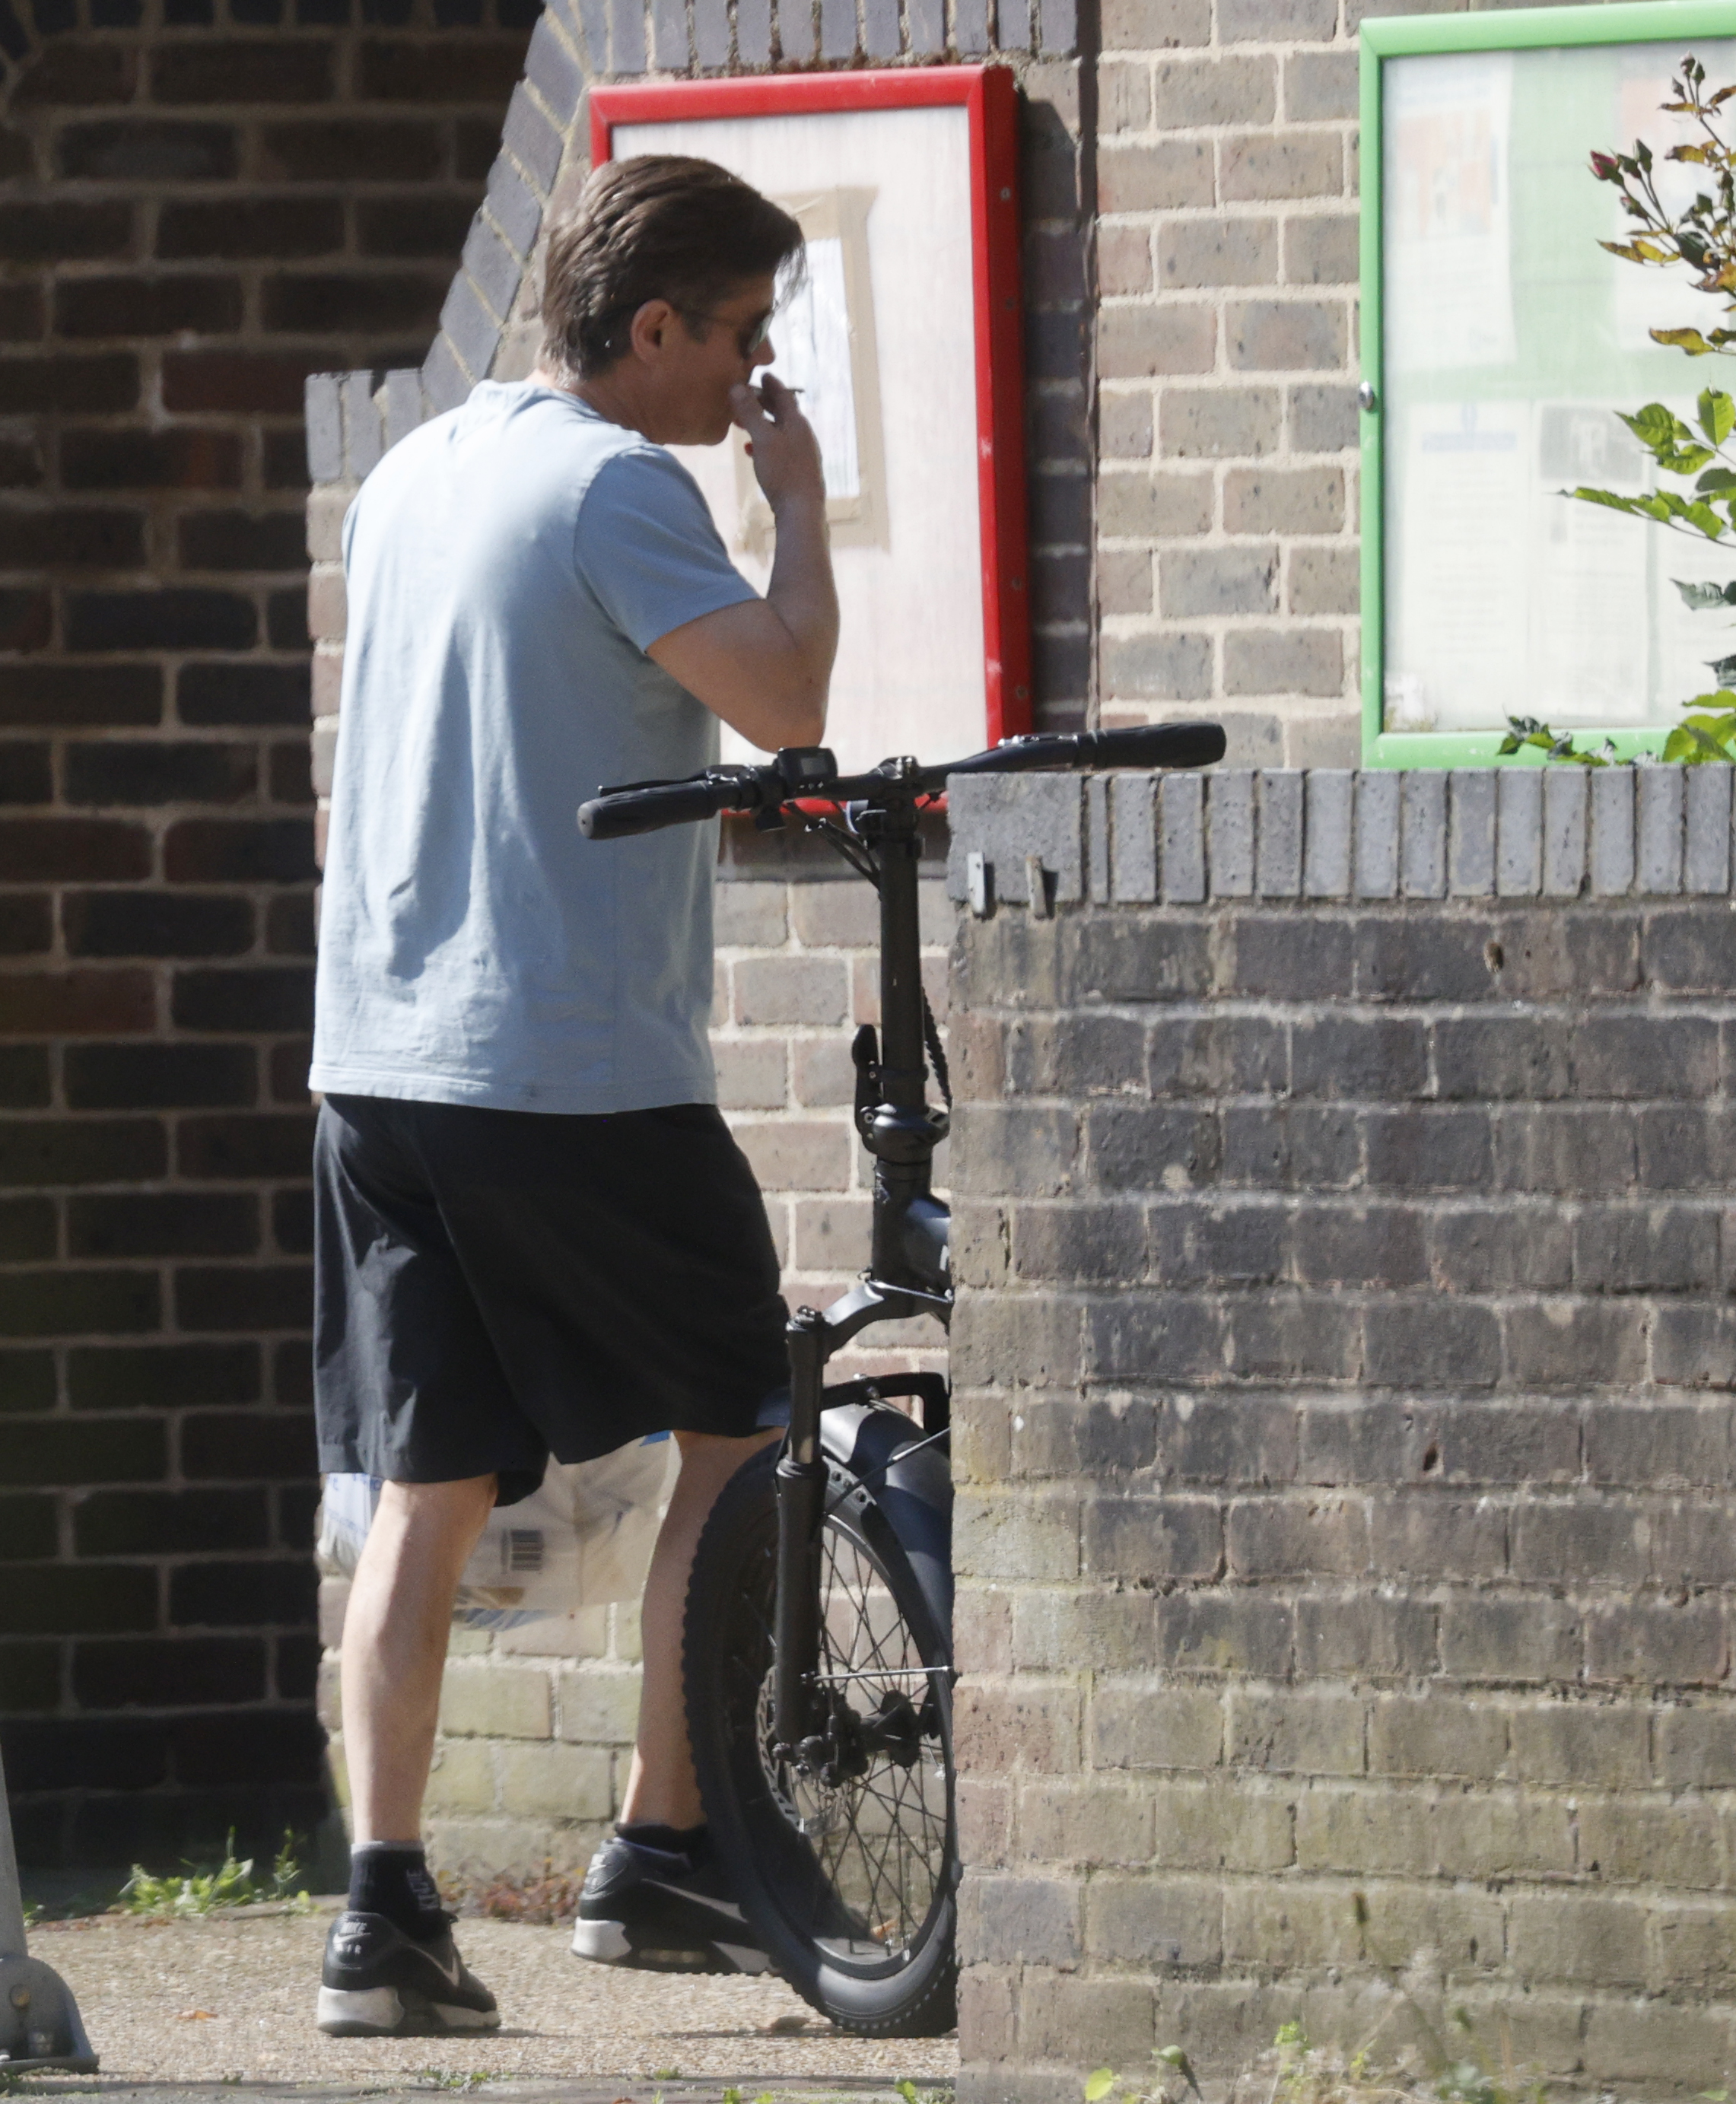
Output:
(732, 372), (825, 513)
(647, 371), (838, 754)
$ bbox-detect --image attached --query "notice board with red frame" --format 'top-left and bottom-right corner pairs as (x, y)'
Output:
(590, 65), (1030, 772)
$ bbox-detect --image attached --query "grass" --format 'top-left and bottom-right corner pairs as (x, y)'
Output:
(1085, 2028), (1541, 2104)
(117, 1829), (313, 1919)
(1084, 1890), (1593, 2104)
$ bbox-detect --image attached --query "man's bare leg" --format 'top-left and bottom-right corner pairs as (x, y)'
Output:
(341, 1476), (498, 1844)
(619, 1428), (778, 1829)
(320, 1475), (501, 2038)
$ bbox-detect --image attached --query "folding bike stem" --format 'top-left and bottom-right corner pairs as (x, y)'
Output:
(771, 768), (952, 1762)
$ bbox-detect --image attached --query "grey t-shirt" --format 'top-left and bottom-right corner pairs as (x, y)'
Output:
(308, 380), (756, 1114)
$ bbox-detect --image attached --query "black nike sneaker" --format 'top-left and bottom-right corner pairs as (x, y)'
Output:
(316, 1910), (501, 2037)
(568, 1831), (768, 1973)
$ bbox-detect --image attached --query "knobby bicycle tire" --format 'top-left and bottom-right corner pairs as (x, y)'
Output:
(682, 1416), (957, 2036)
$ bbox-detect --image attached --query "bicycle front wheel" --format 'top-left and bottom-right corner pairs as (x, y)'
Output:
(682, 1429), (957, 2036)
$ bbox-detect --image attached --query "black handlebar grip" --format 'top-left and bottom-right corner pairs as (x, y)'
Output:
(577, 778), (730, 839)
(1079, 721), (1226, 770)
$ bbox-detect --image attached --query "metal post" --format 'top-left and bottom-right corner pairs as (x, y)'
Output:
(0, 1746), (97, 2074)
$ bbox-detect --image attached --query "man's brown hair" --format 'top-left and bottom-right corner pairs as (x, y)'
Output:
(539, 155), (804, 383)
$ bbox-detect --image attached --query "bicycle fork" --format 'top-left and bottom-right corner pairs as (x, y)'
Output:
(772, 1305), (829, 1761)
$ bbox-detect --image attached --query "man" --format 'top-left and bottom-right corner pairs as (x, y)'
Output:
(307, 155), (837, 2037)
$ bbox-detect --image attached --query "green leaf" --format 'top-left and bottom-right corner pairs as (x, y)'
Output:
(1619, 402), (1685, 449)
(1694, 468), (1736, 493)
(1566, 485), (1652, 518)
(1085, 2072), (1117, 2101)
(1652, 326), (1719, 354)
(1666, 718), (1736, 762)
(1661, 446), (1719, 476)
(1699, 388), (1736, 443)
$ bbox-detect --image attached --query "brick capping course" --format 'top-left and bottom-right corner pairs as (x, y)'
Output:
(947, 764), (1736, 911)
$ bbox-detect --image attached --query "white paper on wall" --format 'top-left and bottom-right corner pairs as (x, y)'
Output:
(1385, 52), (1516, 375)
(1380, 36), (1736, 736)
(613, 104), (987, 774)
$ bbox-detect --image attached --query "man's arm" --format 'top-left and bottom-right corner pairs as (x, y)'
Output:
(649, 374), (838, 752)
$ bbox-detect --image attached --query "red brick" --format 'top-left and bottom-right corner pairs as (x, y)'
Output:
(0, 898), (52, 955)
(61, 428), (244, 492)
(54, 275), (244, 339)
(0, 666), (161, 727)
(0, 203), (132, 264)
(0, 1118), (166, 1187)
(177, 510), (308, 573)
(355, 192), (480, 258)
(0, 284), (44, 342)
(357, 40), (531, 100)
(0, 971), (154, 1035)
(57, 122), (239, 183)
(151, 41), (335, 103)
(176, 1113), (316, 1181)
(164, 819), (316, 884)
(156, 196), (345, 261)
(0, 438), (43, 489)
(0, 819), (151, 882)
(161, 351), (316, 414)
(0, 355), (138, 415)
(259, 120), (444, 183)
(261, 271), (447, 334)
(10, 47), (138, 104)
(0, 507), (145, 569)
(0, 591), (52, 652)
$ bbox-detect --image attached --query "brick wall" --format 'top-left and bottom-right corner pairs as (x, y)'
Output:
(304, 0), (1086, 1868)
(1094, 0), (1366, 767)
(0, 1), (539, 1873)
(946, 762), (1736, 2101)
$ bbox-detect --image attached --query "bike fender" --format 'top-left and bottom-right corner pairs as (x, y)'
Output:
(820, 1402), (952, 1657)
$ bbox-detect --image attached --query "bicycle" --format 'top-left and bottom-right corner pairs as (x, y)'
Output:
(578, 718), (1226, 2036)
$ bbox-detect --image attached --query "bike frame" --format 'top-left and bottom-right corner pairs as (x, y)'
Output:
(577, 722), (1227, 1777)
(772, 760), (952, 1762)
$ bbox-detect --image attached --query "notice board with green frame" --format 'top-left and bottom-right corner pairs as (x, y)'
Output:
(1361, 0), (1736, 766)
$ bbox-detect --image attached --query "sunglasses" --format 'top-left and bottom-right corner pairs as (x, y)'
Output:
(682, 306), (774, 359)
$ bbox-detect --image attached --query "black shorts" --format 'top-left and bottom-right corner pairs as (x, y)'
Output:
(313, 1094), (790, 1508)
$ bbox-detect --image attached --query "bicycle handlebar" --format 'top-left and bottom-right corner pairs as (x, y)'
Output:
(578, 777), (739, 841)
(944, 721), (1227, 779)
(577, 720), (1226, 842)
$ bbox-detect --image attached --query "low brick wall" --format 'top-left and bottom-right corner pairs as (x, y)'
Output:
(946, 766), (1736, 2102)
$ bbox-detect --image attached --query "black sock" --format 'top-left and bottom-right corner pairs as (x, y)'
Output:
(348, 1842), (447, 1940)
(616, 1820), (706, 1858)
